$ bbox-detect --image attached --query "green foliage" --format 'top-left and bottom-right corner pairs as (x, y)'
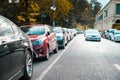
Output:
(112, 23), (120, 30)
(38, 0), (72, 26)
(0, 0), (101, 27)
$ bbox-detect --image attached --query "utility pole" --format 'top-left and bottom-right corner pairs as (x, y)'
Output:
(50, 0), (56, 27)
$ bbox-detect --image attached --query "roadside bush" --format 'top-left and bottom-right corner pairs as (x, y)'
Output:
(112, 23), (120, 30)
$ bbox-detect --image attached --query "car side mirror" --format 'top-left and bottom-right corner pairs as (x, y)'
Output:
(46, 32), (50, 36)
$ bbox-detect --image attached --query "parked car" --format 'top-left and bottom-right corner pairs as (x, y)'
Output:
(77, 30), (84, 34)
(100, 31), (107, 38)
(21, 24), (58, 60)
(110, 30), (120, 42)
(53, 27), (67, 48)
(68, 29), (74, 39)
(63, 28), (71, 42)
(0, 15), (33, 80)
(106, 29), (117, 40)
(71, 28), (77, 36)
(85, 29), (101, 41)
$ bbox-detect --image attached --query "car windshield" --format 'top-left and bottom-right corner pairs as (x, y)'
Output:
(87, 30), (99, 34)
(53, 28), (62, 33)
(21, 26), (45, 35)
(109, 29), (116, 33)
(114, 31), (120, 34)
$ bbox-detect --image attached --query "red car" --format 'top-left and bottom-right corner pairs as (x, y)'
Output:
(21, 24), (58, 60)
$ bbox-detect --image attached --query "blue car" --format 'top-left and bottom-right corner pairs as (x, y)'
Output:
(53, 27), (67, 49)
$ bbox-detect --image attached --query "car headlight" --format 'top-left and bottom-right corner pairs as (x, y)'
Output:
(32, 40), (43, 45)
(86, 35), (91, 37)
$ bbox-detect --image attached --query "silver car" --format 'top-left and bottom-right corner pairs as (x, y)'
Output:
(111, 30), (120, 42)
(85, 29), (101, 41)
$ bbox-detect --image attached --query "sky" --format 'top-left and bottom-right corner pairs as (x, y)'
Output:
(88, 0), (110, 8)
(98, 0), (110, 8)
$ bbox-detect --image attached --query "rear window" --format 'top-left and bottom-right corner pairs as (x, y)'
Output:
(21, 26), (45, 35)
(53, 28), (62, 33)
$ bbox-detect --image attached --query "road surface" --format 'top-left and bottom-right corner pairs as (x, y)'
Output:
(32, 34), (120, 80)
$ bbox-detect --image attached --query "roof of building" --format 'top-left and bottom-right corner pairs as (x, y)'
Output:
(96, 0), (112, 16)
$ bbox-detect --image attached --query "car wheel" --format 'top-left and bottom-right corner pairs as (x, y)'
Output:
(53, 44), (58, 53)
(22, 50), (33, 80)
(44, 46), (49, 60)
(62, 45), (65, 49)
(109, 36), (111, 40)
(114, 38), (116, 42)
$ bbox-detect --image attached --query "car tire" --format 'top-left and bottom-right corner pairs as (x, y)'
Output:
(62, 45), (65, 49)
(22, 50), (33, 80)
(53, 44), (58, 53)
(113, 38), (116, 42)
(44, 46), (49, 60)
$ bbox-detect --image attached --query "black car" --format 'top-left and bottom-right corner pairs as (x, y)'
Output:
(0, 15), (33, 80)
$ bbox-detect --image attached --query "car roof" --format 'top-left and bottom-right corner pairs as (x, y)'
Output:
(21, 24), (50, 28)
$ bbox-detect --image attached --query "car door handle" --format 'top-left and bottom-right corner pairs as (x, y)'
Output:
(1, 41), (7, 48)
(19, 37), (24, 41)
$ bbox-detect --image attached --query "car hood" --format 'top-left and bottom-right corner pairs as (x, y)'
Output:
(115, 34), (120, 37)
(86, 33), (101, 36)
(28, 35), (45, 42)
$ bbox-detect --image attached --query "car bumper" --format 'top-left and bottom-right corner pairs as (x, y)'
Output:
(86, 37), (101, 41)
(33, 44), (45, 59)
(114, 38), (120, 42)
(57, 40), (64, 47)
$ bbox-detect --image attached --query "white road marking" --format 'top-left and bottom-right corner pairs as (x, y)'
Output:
(114, 64), (120, 71)
(36, 36), (76, 80)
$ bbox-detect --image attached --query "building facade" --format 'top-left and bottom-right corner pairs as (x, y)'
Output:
(94, 0), (120, 30)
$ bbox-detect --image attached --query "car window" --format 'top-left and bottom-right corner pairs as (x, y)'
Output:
(0, 17), (14, 35)
(114, 31), (120, 34)
(21, 27), (45, 35)
(45, 26), (52, 33)
(53, 28), (62, 33)
(10, 22), (20, 34)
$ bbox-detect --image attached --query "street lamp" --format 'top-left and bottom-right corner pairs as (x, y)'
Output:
(8, 0), (19, 3)
(50, 0), (56, 27)
(41, 13), (47, 24)
(66, 17), (69, 27)
(8, 0), (19, 22)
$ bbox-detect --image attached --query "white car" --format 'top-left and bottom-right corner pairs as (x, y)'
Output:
(85, 29), (101, 41)
(111, 30), (120, 42)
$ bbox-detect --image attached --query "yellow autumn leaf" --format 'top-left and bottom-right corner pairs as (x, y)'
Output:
(17, 16), (25, 22)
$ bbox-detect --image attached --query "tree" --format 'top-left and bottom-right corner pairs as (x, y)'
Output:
(38, 0), (72, 26)
(70, 0), (90, 27)
(90, 0), (102, 17)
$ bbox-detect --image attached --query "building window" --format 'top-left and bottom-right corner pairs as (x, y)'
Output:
(116, 4), (120, 14)
(98, 14), (103, 21)
(104, 10), (108, 18)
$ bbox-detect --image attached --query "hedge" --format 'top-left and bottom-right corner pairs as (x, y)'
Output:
(112, 23), (120, 30)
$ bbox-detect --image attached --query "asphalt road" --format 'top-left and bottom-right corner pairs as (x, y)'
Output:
(32, 34), (120, 80)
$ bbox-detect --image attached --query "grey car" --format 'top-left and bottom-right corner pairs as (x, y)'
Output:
(0, 15), (33, 80)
